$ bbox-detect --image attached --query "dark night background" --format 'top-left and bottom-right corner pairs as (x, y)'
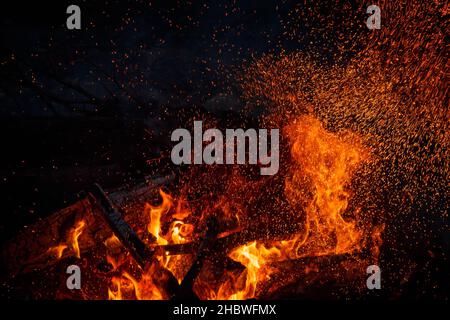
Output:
(0, 0), (369, 243)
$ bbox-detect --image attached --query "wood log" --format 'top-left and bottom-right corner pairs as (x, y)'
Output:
(0, 174), (174, 277)
(87, 183), (155, 268)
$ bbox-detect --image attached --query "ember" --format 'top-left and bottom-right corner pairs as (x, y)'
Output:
(24, 114), (378, 301)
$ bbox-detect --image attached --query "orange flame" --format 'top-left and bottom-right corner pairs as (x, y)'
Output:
(48, 115), (376, 301)
(46, 244), (68, 259)
(146, 189), (173, 245)
(108, 269), (164, 300)
(48, 219), (86, 259)
(70, 220), (86, 259)
(106, 188), (196, 298)
(212, 115), (370, 299)
(284, 115), (368, 257)
(105, 115), (373, 300)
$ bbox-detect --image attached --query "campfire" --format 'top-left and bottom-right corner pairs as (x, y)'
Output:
(0, 1), (447, 301)
(1, 114), (383, 300)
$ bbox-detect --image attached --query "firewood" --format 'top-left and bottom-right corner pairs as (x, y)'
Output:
(0, 174), (174, 277)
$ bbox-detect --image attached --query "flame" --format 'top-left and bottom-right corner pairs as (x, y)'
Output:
(212, 115), (369, 299)
(106, 188), (196, 297)
(47, 219), (86, 259)
(47, 115), (375, 301)
(144, 189), (195, 281)
(284, 115), (368, 257)
(108, 277), (122, 300)
(145, 189), (193, 246)
(70, 220), (86, 259)
(146, 189), (173, 245)
(216, 241), (279, 300)
(108, 269), (164, 300)
(47, 244), (68, 259)
(133, 271), (164, 300)
(102, 115), (373, 300)
(104, 234), (121, 248)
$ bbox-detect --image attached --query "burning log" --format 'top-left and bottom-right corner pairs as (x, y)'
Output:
(258, 252), (369, 299)
(1, 116), (380, 300)
(0, 174), (174, 277)
(87, 183), (155, 268)
(174, 216), (220, 300)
